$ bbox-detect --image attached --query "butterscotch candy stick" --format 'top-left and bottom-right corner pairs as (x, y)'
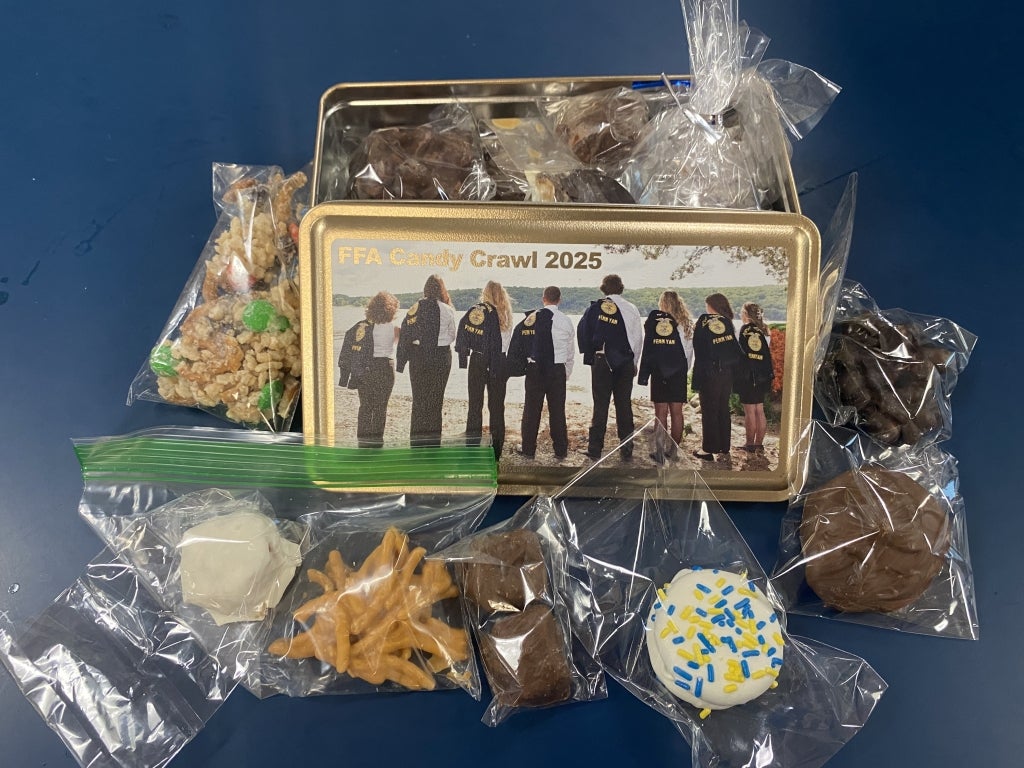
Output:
(326, 550), (350, 589)
(268, 632), (316, 659)
(334, 605), (351, 674)
(293, 591), (340, 623)
(307, 568), (335, 592)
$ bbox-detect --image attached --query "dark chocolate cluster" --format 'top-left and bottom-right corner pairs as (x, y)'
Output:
(822, 312), (952, 446)
(552, 88), (648, 166)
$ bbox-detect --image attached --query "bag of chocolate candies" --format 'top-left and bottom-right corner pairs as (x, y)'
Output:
(346, 102), (496, 201)
(815, 279), (977, 448)
(553, 420), (887, 768)
(432, 496), (607, 725)
(771, 421), (978, 639)
(0, 552), (237, 768)
(620, 1), (839, 211)
(70, 427), (498, 699)
(127, 163), (308, 430)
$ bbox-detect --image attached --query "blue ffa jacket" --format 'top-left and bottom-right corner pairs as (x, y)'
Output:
(638, 310), (687, 385)
(337, 320), (374, 388)
(578, 297), (632, 372)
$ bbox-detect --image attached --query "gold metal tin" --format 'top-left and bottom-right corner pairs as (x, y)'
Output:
(311, 76), (800, 214)
(300, 202), (819, 502)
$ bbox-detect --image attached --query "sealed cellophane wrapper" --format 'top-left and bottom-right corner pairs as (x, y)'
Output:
(0, 554), (236, 768)
(346, 102), (497, 201)
(553, 420), (887, 768)
(816, 279), (977, 448)
(771, 422), (978, 639)
(127, 163), (309, 430)
(433, 496), (606, 725)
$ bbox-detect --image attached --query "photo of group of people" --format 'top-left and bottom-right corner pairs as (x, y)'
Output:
(332, 243), (788, 475)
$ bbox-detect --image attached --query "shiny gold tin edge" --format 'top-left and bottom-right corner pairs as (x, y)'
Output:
(312, 75), (800, 215)
(300, 202), (819, 501)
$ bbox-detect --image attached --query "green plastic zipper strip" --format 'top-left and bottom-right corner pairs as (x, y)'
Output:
(75, 437), (497, 490)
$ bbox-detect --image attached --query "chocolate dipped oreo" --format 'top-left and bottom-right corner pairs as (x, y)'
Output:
(799, 466), (951, 613)
(478, 603), (573, 707)
(461, 530), (550, 612)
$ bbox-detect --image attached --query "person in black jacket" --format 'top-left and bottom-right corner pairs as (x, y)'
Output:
(509, 286), (575, 460)
(396, 275), (458, 446)
(577, 274), (642, 460)
(337, 291), (401, 448)
(637, 290), (694, 460)
(735, 302), (775, 453)
(690, 292), (744, 461)
(455, 280), (513, 460)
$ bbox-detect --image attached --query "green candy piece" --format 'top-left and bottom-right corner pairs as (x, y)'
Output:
(149, 344), (178, 377)
(269, 314), (291, 332)
(242, 300), (277, 332)
(258, 380), (285, 410)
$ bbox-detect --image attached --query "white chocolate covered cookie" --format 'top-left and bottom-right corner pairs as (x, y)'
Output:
(646, 567), (784, 714)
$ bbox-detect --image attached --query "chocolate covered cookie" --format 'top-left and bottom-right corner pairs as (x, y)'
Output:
(348, 125), (480, 200)
(461, 530), (550, 612)
(799, 466), (951, 613)
(478, 603), (572, 707)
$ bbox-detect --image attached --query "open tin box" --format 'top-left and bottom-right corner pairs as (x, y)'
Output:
(301, 77), (820, 501)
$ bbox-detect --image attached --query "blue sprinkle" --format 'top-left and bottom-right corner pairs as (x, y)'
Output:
(692, 566), (703, 571)
(711, 614), (726, 626)
(767, 647), (776, 657)
(673, 666), (693, 681)
(667, 605), (676, 616)
(735, 627), (743, 635)
(721, 585), (735, 596)
(696, 584), (712, 594)
(741, 660), (750, 678)
(672, 636), (685, 645)
(757, 635), (766, 645)
(654, 602), (661, 611)
(697, 633), (716, 654)
(707, 665), (715, 682)
(747, 580), (756, 591)
(675, 680), (691, 691)
(756, 621), (766, 630)
(695, 678), (704, 697)
(713, 569), (720, 574)
(724, 637), (737, 653)
(769, 614), (777, 623)
(771, 658), (783, 668)
(687, 661), (700, 670)
(714, 599), (728, 609)
(696, 608), (708, 618)
(742, 650), (760, 658)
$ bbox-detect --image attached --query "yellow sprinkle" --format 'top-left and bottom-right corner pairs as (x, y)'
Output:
(657, 588), (668, 603)
(666, 619), (679, 634)
(680, 605), (694, 619)
(693, 590), (705, 602)
(699, 708), (712, 720)
(738, 588), (755, 597)
(659, 626), (673, 639)
(773, 633), (785, 646)
(767, 668), (779, 678)
(770, 681), (779, 689)
(724, 683), (739, 693)
(677, 648), (694, 661)
(741, 635), (759, 650)
(752, 669), (768, 679)
(698, 620), (715, 632)
(686, 626), (696, 639)
(715, 577), (726, 588)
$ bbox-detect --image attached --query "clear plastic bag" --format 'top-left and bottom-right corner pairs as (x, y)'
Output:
(71, 427), (498, 700)
(434, 496), (607, 725)
(0, 553), (236, 768)
(543, 86), (650, 171)
(771, 422), (978, 639)
(553, 420), (887, 768)
(347, 103), (496, 201)
(815, 279), (977, 447)
(126, 163), (308, 430)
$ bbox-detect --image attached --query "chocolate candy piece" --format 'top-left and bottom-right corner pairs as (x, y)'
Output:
(552, 89), (648, 166)
(799, 466), (951, 613)
(532, 169), (635, 204)
(348, 125), (479, 200)
(461, 530), (550, 612)
(825, 312), (950, 446)
(478, 603), (572, 707)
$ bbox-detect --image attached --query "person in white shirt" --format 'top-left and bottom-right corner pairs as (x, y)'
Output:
(576, 274), (643, 460)
(355, 291), (400, 448)
(518, 285), (575, 460)
(396, 274), (458, 447)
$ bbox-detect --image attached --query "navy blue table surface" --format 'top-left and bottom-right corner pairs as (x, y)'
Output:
(1, 1), (1020, 766)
